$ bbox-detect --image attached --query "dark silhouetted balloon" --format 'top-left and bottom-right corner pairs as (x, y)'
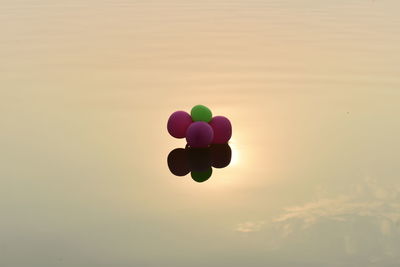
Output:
(167, 148), (190, 176)
(187, 147), (212, 172)
(167, 144), (232, 181)
(210, 144), (232, 168)
(191, 168), (213, 183)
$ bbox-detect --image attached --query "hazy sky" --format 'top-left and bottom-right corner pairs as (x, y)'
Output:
(1, 1), (400, 266)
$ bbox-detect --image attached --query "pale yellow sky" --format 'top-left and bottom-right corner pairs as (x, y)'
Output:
(1, 1), (400, 266)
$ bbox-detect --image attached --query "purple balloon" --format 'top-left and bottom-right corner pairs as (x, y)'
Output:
(209, 116), (232, 144)
(186, 122), (214, 148)
(167, 111), (193, 139)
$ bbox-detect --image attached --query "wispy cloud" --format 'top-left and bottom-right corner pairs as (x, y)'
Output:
(233, 178), (400, 263)
(273, 178), (400, 232)
(235, 221), (265, 233)
(234, 178), (400, 236)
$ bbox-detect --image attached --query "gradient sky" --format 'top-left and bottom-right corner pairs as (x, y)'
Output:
(1, 1), (400, 266)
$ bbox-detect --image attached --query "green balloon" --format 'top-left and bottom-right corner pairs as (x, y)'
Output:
(191, 105), (212, 122)
(191, 168), (213, 183)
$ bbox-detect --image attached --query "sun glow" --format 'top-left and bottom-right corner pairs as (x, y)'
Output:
(229, 138), (240, 166)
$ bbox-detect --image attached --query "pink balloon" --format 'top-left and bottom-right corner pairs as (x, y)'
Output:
(167, 111), (192, 138)
(186, 122), (214, 148)
(209, 116), (232, 144)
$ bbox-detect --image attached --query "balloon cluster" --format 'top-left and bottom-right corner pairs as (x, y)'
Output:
(168, 144), (231, 183)
(167, 105), (232, 147)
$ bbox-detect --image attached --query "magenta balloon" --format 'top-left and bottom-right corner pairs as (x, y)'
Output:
(186, 122), (214, 148)
(209, 116), (232, 144)
(167, 111), (193, 138)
